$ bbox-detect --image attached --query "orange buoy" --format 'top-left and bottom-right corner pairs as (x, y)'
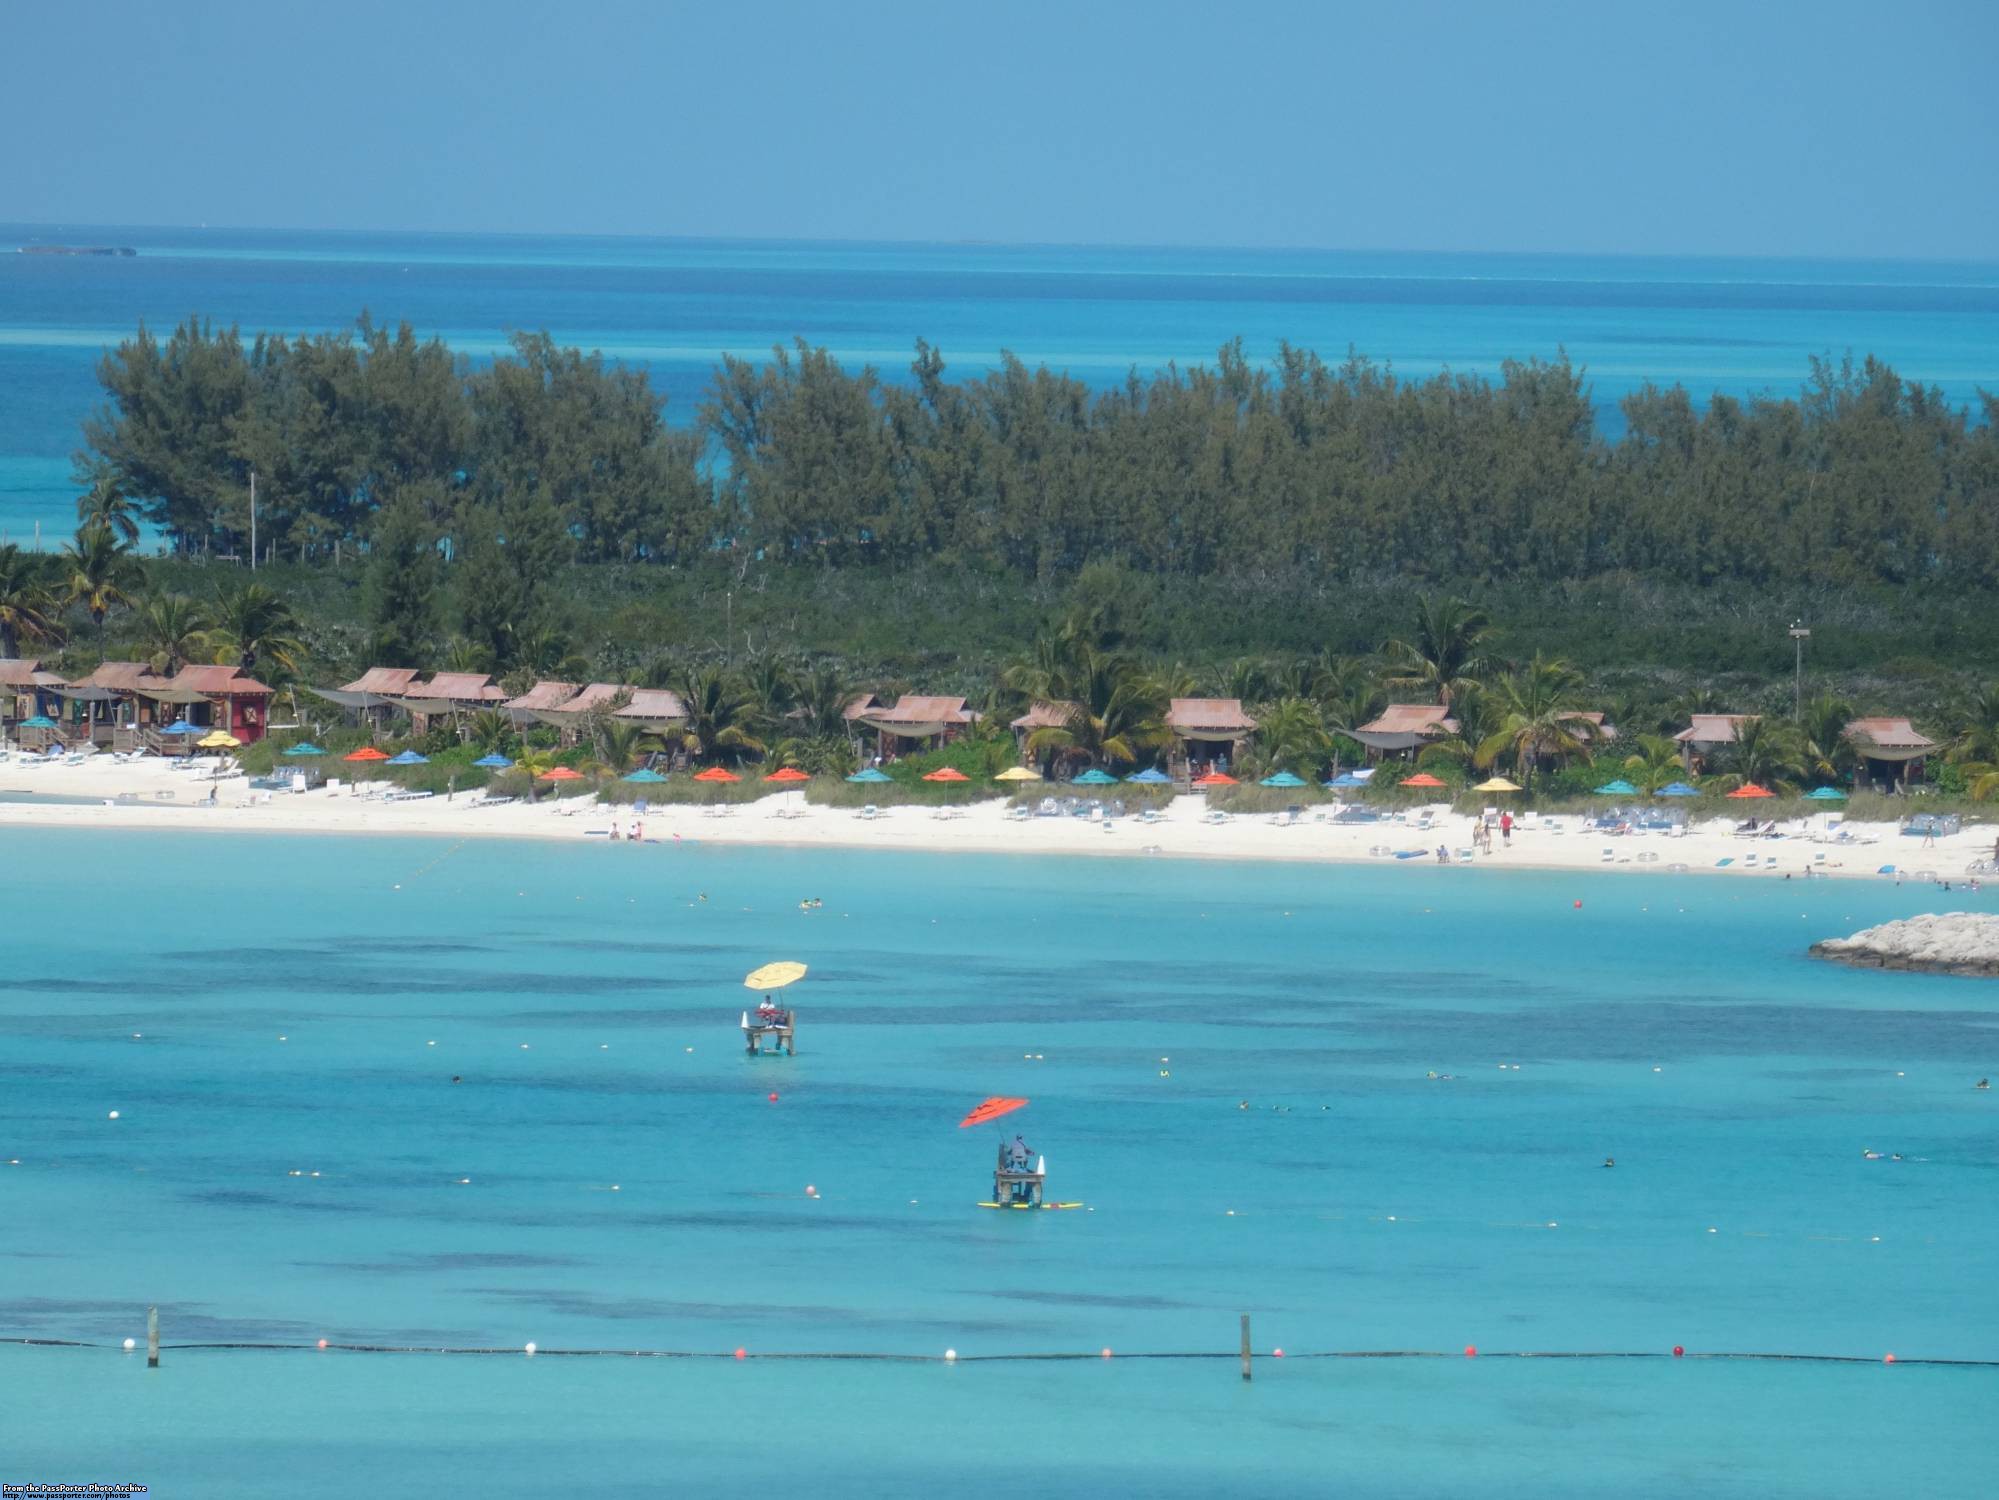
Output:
(734, 1347), (746, 1360)
(1464, 1344), (1477, 1358)
(1884, 1353), (1896, 1364)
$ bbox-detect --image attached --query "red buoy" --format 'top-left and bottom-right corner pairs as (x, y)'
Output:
(317, 1338), (328, 1350)
(768, 1092), (778, 1102)
(1672, 1345), (1684, 1358)
(1884, 1353), (1896, 1364)
(1574, 900), (1583, 909)
(734, 1347), (747, 1360)
(1273, 1347), (1285, 1358)
(1464, 1344), (1477, 1358)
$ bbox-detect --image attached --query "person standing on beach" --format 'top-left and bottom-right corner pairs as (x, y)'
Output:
(1500, 810), (1512, 846)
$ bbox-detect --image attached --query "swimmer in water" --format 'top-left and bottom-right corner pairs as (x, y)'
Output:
(1602, 1157), (1615, 1168)
(451, 1075), (462, 1084)
(1977, 1078), (1990, 1090)
(1862, 1149), (1884, 1160)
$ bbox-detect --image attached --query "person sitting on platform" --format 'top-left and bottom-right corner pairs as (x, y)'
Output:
(1006, 1133), (1032, 1171)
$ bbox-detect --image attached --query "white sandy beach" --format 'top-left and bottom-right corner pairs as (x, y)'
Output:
(3, 754), (1994, 884)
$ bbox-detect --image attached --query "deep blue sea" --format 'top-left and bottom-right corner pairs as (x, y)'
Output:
(1, 828), (1994, 1494)
(4, 224), (1999, 547)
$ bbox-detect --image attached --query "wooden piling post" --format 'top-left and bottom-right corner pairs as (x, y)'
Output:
(1240, 1313), (1251, 1382)
(147, 1305), (159, 1368)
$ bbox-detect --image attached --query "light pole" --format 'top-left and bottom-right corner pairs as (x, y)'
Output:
(1788, 621), (1810, 718)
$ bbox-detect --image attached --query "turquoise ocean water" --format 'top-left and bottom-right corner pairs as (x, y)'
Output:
(1, 828), (1994, 1493)
(4, 225), (1998, 545)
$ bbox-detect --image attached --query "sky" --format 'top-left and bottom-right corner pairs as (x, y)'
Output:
(3, 0), (1994, 258)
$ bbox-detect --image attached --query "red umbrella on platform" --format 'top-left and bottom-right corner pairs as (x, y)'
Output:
(958, 1096), (1029, 1128)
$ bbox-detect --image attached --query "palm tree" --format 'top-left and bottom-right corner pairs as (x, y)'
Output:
(1022, 650), (1166, 771)
(0, 544), (61, 658)
(1383, 596), (1494, 706)
(1723, 716), (1804, 793)
(593, 719), (661, 774)
(209, 582), (306, 681)
(740, 654), (797, 733)
(75, 479), (142, 545)
(61, 523), (138, 659)
(135, 594), (213, 675)
(1620, 733), (1686, 794)
(1413, 684), (1500, 773)
(790, 662), (857, 741)
(674, 666), (766, 764)
(1254, 696), (1331, 776)
(1476, 655), (1591, 784)
(1795, 694), (1857, 786)
(1208, 656), (1273, 707)
(1946, 684), (1999, 766)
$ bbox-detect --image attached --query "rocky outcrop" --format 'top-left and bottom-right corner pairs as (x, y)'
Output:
(1810, 913), (1999, 978)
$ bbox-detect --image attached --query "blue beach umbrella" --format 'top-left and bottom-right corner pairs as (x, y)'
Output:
(1593, 779), (1639, 795)
(1259, 770), (1307, 788)
(846, 767), (892, 784)
(622, 767), (668, 783)
(1803, 786), (1848, 801)
(1327, 771), (1370, 788)
(1126, 767), (1174, 785)
(282, 742), (326, 758)
(20, 715), (57, 730)
(1071, 767), (1119, 786)
(1655, 781), (1700, 797)
(386, 750), (429, 766)
(473, 753), (513, 769)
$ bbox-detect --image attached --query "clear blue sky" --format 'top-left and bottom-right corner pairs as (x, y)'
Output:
(4, 0), (1994, 257)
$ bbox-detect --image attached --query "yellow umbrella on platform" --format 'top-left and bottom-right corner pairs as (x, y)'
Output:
(743, 961), (808, 991)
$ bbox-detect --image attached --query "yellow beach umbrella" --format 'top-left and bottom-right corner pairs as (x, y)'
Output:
(743, 960), (808, 991)
(197, 730), (242, 749)
(994, 766), (1043, 782)
(1472, 776), (1522, 793)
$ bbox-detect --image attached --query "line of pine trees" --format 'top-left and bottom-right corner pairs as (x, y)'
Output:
(76, 317), (1999, 588)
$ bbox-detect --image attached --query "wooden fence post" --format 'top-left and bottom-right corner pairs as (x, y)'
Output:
(1240, 1313), (1251, 1382)
(147, 1305), (159, 1369)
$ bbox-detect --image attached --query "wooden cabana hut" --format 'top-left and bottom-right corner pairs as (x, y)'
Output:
(51, 661), (155, 748)
(612, 688), (688, 731)
(500, 679), (577, 726)
(534, 683), (634, 743)
(1167, 698), (1257, 776)
(1673, 714), (1756, 773)
(386, 672), (508, 734)
(1846, 718), (1937, 792)
(859, 695), (980, 758)
(309, 667), (425, 729)
(2, 658), (56, 735)
(1009, 700), (1076, 749)
(1351, 703), (1458, 761)
(137, 665), (274, 745)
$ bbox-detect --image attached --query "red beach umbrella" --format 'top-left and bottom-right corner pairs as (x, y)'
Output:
(763, 767), (811, 783)
(1399, 772), (1446, 789)
(539, 766), (584, 781)
(694, 766), (742, 783)
(958, 1096), (1029, 1129)
(1192, 772), (1237, 787)
(342, 747), (389, 762)
(1726, 783), (1775, 799)
(922, 767), (970, 782)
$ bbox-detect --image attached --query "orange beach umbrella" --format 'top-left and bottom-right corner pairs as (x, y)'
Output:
(958, 1096), (1029, 1128)
(343, 746), (389, 762)
(539, 766), (584, 781)
(694, 766), (741, 783)
(1399, 772), (1446, 789)
(763, 767), (810, 783)
(1192, 772), (1237, 787)
(1726, 783), (1775, 799)
(922, 767), (970, 782)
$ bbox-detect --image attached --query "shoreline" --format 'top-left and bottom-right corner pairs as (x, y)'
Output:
(4, 760), (1993, 883)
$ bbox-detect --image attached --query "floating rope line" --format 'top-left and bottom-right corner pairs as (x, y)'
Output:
(3, 1337), (1993, 1367)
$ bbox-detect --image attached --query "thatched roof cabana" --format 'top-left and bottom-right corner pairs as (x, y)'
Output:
(613, 688), (688, 729)
(500, 680), (577, 723)
(311, 666), (424, 711)
(861, 695), (980, 741)
(535, 682), (631, 728)
(1673, 714), (1756, 749)
(1010, 701), (1077, 733)
(1846, 718), (1936, 764)
(1351, 703), (1454, 753)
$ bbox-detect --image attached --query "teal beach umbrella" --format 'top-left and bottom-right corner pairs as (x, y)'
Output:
(1071, 768), (1119, 785)
(1259, 771), (1307, 788)
(846, 767), (892, 784)
(1593, 779), (1638, 795)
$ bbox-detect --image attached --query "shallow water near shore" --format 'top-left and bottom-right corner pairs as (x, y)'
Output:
(2, 828), (1994, 1493)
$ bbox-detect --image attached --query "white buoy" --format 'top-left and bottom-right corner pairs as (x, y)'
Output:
(108, 1110), (120, 1120)
(524, 1341), (537, 1356)
(123, 1337), (136, 1351)
(944, 1348), (957, 1362)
